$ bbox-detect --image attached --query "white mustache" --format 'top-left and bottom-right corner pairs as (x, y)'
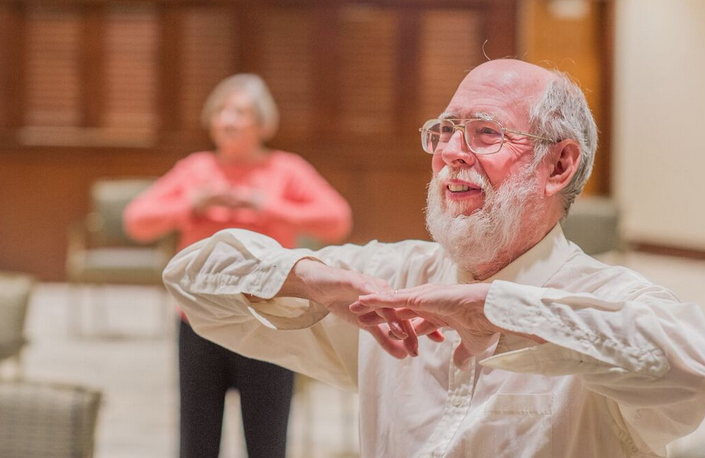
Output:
(436, 167), (491, 194)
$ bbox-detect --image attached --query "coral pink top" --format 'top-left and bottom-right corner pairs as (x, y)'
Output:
(124, 151), (352, 252)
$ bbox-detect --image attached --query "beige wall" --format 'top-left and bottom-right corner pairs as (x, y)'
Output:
(614, 0), (705, 250)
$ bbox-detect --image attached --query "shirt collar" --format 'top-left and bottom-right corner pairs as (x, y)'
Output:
(457, 224), (572, 287)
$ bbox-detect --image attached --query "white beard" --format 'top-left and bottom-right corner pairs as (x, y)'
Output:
(425, 164), (542, 277)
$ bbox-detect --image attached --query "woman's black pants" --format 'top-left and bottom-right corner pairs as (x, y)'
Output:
(179, 320), (294, 458)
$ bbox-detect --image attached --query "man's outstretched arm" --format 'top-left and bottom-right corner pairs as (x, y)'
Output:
(163, 228), (436, 389)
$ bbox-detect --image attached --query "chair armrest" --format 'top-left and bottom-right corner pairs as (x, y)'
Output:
(0, 381), (102, 458)
(0, 272), (34, 361)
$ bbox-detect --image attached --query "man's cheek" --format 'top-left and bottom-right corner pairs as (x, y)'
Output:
(431, 156), (446, 175)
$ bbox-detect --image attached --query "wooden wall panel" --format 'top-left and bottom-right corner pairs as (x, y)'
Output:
(0, 5), (7, 128)
(0, 148), (186, 279)
(352, 170), (433, 243)
(306, 166), (432, 244)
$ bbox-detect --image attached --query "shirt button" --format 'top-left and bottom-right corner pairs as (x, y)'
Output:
(452, 398), (462, 407)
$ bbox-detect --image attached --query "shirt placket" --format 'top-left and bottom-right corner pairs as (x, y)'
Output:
(419, 337), (475, 458)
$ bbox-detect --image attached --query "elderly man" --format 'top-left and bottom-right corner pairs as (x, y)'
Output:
(163, 59), (705, 457)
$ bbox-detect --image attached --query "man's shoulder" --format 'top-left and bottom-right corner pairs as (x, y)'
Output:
(560, 247), (676, 301)
(565, 246), (644, 281)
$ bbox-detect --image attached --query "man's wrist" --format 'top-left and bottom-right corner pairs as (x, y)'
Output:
(279, 258), (322, 299)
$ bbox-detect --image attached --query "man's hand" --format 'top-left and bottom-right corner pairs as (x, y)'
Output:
(279, 259), (428, 359)
(350, 283), (500, 368)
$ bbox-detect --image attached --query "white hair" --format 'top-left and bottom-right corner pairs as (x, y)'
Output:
(529, 72), (598, 215)
(201, 74), (280, 141)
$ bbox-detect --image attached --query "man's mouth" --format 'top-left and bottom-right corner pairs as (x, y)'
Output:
(446, 181), (481, 194)
(448, 184), (471, 192)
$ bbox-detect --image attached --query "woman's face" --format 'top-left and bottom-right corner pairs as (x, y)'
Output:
(209, 91), (264, 161)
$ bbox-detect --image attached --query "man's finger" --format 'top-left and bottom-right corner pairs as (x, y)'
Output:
(368, 325), (408, 359)
(400, 319), (419, 357)
(376, 308), (409, 340)
(426, 329), (445, 342)
(412, 317), (437, 334)
(355, 308), (418, 326)
(358, 292), (406, 307)
(410, 318), (445, 343)
(349, 301), (371, 314)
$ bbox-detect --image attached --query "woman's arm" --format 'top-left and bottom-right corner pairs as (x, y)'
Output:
(123, 156), (198, 242)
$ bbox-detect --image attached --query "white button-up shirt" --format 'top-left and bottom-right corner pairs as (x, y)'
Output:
(163, 225), (705, 458)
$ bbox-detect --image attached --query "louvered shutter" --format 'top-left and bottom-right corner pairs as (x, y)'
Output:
(104, 4), (158, 133)
(418, 10), (482, 120)
(181, 6), (237, 131)
(339, 5), (398, 136)
(259, 7), (314, 136)
(24, 5), (81, 127)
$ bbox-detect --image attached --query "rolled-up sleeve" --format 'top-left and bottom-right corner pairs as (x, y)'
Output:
(481, 279), (705, 455)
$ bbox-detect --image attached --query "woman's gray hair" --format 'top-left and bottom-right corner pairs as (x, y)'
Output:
(201, 74), (280, 141)
(529, 71), (598, 215)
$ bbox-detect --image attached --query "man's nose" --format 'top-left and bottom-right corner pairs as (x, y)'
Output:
(440, 130), (476, 167)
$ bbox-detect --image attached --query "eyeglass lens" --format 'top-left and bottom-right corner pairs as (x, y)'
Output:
(421, 119), (504, 155)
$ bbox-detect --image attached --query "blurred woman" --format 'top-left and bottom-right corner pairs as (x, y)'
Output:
(124, 74), (352, 458)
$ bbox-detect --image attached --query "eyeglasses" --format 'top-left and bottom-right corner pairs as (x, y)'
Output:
(419, 118), (553, 155)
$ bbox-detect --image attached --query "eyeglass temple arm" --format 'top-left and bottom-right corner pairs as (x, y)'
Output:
(504, 128), (552, 141)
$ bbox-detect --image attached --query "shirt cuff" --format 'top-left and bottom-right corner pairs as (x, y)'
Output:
(185, 245), (330, 330)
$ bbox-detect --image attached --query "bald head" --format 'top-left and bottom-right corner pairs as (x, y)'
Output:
(469, 59), (556, 86)
(469, 60), (556, 103)
(445, 60), (558, 131)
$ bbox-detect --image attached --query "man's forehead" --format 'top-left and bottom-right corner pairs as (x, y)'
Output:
(441, 60), (554, 121)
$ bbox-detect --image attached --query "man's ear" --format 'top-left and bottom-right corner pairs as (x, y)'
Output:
(545, 140), (580, 197)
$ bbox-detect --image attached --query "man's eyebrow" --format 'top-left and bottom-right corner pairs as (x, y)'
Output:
(474, 111), (498, 121)
(438, 111), (498, 121)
